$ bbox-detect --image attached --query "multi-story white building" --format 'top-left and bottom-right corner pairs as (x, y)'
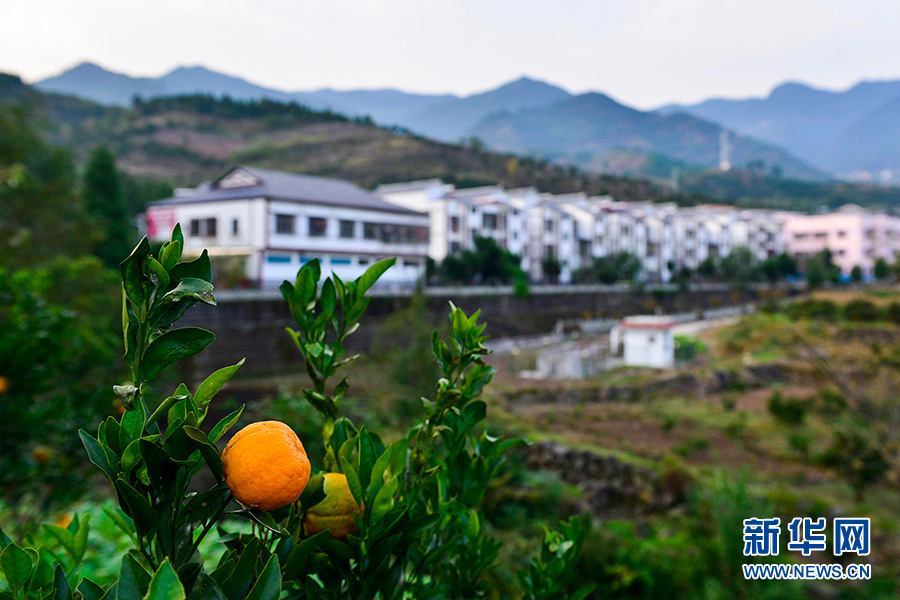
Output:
(146, 166), (429, 289)
(378, 178), (790, 285)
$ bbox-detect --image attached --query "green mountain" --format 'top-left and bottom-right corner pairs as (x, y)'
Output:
(2, 73), (661, 201)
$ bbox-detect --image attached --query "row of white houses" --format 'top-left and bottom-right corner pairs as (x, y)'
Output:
(377, 179), (787, 284)
(145, 166), (788, 288)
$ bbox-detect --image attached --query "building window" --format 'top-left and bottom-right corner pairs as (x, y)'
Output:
(358, 257), (370, 266)
(189, 218), (217, 237)
(403, 259), (420, 268)
(483, 214), (499, 230)
(450, 241), (461, 253)
(331, 257), (352, 265)
(545, 245), (555, 258)
(363, 222), (378, 240)
(309, 217), (328, 237)
(339, 220), (355, 239)
(450, 216), (460, 233)
(545, 219), (554, 233)
(231, 218), (239, 235)
(266, 254), (291, 264)
(512, 231), (518, 240)
(275, 214), (295, 234)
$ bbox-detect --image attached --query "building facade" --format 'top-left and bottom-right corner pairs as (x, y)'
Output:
(379, 178), (788, 284)
(782, 204), (900, 276)
(146, 166), (429, 289)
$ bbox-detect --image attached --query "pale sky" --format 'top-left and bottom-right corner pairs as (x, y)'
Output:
(2, 0), (899, 109)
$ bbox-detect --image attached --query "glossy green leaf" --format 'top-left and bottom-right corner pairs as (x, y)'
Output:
(118, 554), (151, 600)
(147, 257), (170, 290)
(208, 407), (244, 444)
(114, 479), (156, 540)
(244, 556), (280, 600)
(356, 258), (395, 297)
(193, 359), (245, 414)
(79, 430), (116, 480)
(0, 543), (33, 591)
(167, 250), (212, 289)
(102, 508), (136, 542)
(54, 564), (73, 600)
(120, 237), (151, 305)
(78, 578), (106, 600)
(160, 239), (182, 271)
(141, 327), (215, 382)
(144, 560), (185, 600)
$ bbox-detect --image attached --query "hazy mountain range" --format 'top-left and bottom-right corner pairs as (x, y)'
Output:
(33, 61), (900, 182)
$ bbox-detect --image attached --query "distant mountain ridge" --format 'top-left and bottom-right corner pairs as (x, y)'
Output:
(469, 92), (822, 180)
(34, 61), (827, 180)
(659, 79), (900, 179)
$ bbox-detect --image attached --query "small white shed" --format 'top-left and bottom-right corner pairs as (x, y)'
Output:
(615, 316), (676, 369)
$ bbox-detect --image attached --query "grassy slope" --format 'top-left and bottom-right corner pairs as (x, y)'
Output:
(0, 74), (663, 200)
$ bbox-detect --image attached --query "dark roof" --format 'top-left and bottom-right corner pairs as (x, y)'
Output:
(151, 166), (421, 215)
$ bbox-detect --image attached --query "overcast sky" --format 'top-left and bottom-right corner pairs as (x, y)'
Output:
(2, 0), (899, 109)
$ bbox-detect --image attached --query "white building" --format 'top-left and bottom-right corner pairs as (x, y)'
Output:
(610, 316), (676, 369)
(377, 177), (789, 285)
(146, 166), (429, 289)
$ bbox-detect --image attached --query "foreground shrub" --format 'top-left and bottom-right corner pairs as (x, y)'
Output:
(0, 226), (593, 600)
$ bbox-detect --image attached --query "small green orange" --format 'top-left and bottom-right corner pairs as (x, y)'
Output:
(303, 473), (362, 540)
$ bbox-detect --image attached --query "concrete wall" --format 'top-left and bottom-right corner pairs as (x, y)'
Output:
(176, 283), (796, 380)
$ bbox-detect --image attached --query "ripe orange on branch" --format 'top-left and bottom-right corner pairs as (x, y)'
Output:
(303, 472), (362, 540)
(222, 421), (311, 511)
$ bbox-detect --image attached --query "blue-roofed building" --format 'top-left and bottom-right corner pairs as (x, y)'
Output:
(145, 166), (429, 289)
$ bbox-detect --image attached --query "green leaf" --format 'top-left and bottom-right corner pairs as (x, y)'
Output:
(282, 533), (330, 582)
(167, 250), (212, 289)
(0, 528), (11, 551)
(297, 474), (325, 510)
(119, 407), (144, 452)
(78, 578), (105, 600)
(41, 524), (74, 557)
(52, 564), (73, 600)
(0, 543), (33, 591)
(146, 394), (187, 427)
(79, 430), (116, 480)
(356, 258), (395, 297)
(159, 277), (215, 307)
(118, 554), (151, 600)
(141, 327), (215, 382)
(193, 359), (245, 415)
(72, 513), (90, 563)
(147, 258), (170, 290)
(144, 560), (185, 600)
(151, 278), (216, 328)
(120, 237), (152, 305)
(244, 556), (280, 600)
(102, 508), (136, 542)
(339, 457), (364, 508)
(183, 426), (223, 481)
(370, 476), (398, 524)
(219, 539), (259, 600)
(114, 479), (156, 540)
(171, 223), (184, 248)
(320, 278), (336, 318)
(160, 240), (182, 271)
(208, 406), (244, 444)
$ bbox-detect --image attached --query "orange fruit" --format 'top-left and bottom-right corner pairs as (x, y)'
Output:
(222, 421), (311, 511)
(0, 376), (9, 394)
(303, 473), (362, 540)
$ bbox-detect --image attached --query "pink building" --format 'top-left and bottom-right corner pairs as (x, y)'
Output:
(783, 204), (900, 276)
